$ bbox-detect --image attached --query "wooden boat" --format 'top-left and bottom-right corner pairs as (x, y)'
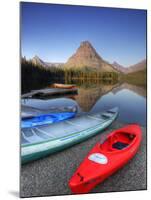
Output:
(69, 124), (142, 194)
(52, 83), (76, 89)
(21, 107), (118, 164)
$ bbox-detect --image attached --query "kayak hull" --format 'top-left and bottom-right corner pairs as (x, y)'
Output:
(21, 108), (118, 164)
(69, 124), (142, 194)
(21, 112), (76, 128)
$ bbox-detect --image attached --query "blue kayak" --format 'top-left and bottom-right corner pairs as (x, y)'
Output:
(21, 112), (76, 128)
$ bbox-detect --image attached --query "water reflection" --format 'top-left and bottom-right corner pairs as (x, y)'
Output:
(92, 87), (146, 126)
(22, 81), (146, 126)
(74, 82), (146, 125)
(112, 82), (146, 98)
(74, 83), (119, 112)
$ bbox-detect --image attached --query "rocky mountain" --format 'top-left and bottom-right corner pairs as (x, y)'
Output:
(46, 62), (64, 68)
(30, 43), (146, 75)
(31, 55), (48, 67)
(126, 59), (146, 74)
(112, 61), (127, 73)
(65, 41), (118, 72)
(31, 56), (63, 68)
(112, 59), (146, 74)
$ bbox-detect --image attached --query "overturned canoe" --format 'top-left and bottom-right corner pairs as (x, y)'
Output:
(21, 88), (78, 98)
(69, 124), (142, 194)
(21, 104), (77, 119)
(21, 107), (118, 164)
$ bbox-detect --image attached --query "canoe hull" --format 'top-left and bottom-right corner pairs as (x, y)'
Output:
(52, 83), (76, 89)
(21, 115), (117, 164)
(69, 124), (142, 194)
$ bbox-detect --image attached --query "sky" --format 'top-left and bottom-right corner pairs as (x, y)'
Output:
(21, 2), (146, 67)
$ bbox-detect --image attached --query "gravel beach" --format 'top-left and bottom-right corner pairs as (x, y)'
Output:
(20, 121), (147, 197)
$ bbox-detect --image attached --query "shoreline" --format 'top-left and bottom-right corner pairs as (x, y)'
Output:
(20, 121), (146, 197)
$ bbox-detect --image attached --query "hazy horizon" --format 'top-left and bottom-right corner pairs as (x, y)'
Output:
(21, 2), (146, 67)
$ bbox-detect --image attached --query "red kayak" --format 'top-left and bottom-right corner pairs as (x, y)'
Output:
(69, 124), (142, 194)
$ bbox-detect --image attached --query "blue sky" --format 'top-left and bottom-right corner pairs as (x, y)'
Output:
(21, 2), (146, 67)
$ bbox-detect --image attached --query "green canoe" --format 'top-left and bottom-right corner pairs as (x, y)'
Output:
(21, 107), (118, 164)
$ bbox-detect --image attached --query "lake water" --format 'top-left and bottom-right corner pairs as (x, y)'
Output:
(21, 82), (147, 126)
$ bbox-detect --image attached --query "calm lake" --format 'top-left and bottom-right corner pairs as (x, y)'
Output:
(21, 82), (147, 126)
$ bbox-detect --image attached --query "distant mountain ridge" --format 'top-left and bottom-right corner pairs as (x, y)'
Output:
(45, 62), (64, 67)
(126, 59), (146, 73)
(27, 41), (146, 74)
(112, 59), (146, 74)
(112, 61), (128, 73)
(31, 55), (48, 67)
(31, 56), (63, 68)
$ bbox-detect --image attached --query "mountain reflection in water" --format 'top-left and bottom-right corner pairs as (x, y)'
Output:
(74, 83), (119, 112)
(75, 82), (146, 126)
(22, 82), (146, 126)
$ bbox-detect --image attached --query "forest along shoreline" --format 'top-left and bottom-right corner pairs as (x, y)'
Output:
(21, 58), (146, 94)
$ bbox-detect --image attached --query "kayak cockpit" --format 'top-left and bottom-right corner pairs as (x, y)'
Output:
(100, 131), (136, 152)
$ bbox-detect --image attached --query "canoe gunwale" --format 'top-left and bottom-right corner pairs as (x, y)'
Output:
(21, 108), (119, 164)
(22, 114), (117, 148)
(22, 119), (114, 163)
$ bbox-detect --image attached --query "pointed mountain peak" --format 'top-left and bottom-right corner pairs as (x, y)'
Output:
(77, 41), (102, 57)
(80, 40), (93, 47)
(65, 40), (114, 70)
(33, 55), (40, 59)
(31, 55), (47, 67)
(65, 40), (117, 72)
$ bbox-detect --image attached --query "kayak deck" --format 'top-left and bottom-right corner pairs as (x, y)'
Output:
(69, 124), (142, 194)
(101, 131), (135, 152)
